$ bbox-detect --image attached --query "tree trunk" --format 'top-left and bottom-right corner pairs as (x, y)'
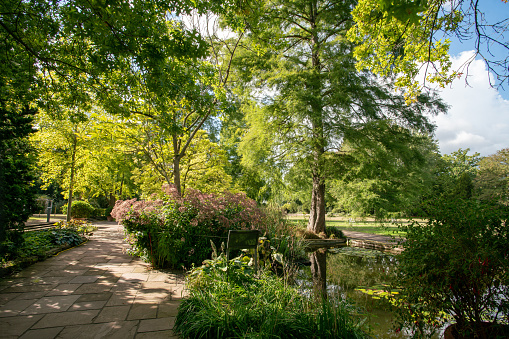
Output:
(308, 173), (326, 233)
(306, 14), (327, 234)
(66, 135), (77, 222)
(173, 156), (182, 196)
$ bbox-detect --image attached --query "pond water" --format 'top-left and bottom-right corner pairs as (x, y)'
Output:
(297, 247), (441, 338)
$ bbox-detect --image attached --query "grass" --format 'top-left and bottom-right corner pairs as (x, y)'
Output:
(28, 214), (66, 222)
(176, 255), (368, 339)
(286, 214), (410, 237)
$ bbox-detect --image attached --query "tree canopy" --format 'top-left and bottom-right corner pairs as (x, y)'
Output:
(234, 0), (446, 232)
(348, 0), (509, 100)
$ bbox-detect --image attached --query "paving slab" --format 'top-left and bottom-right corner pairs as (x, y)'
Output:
(0, 221), (187, 338)
(94, 305), (130, 323)
(18, 326), (64, 339)
(126, 304), (158, 320)
(140, 316), (175, 332)
(0, 314), (44, 336)
(135, 330), (179, 339)
(55, 320), (138, 339)
(0, 299), (38, 317)
(21, 295), (81, 315)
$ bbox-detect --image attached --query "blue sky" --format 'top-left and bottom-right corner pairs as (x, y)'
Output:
(428, 0), (509, 157)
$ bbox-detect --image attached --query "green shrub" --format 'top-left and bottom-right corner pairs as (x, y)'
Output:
(112, 185), (268, 269)
(62, 201), (95, 218)
(175, 255), (367, 339)
(396, 197), (509, 337)
(92, 208), (107, 218)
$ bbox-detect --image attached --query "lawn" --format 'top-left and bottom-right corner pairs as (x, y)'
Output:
(27, 214), (67, 223)
(286, 214), (411, 237)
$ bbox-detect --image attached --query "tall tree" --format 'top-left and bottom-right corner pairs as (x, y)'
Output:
(235, 0), (445, 233)
(32, 108), (94, 221)
(3, 1), (245, 198)
(96, 12), (245, 196)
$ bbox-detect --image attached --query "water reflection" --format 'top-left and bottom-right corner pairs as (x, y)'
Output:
(303, 247), (408, 338)
(309, 249), (327, 299)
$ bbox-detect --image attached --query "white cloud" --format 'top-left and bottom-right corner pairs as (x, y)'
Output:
(429, 51), (509, 157)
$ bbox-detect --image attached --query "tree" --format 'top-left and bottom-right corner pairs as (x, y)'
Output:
(475, 148), (509, 204)
(348, 0), (509, 100)
(112, 113), (232, 197)
(235, 0), (445, 233)
(0, 106), (37, 253)
(328, 132), (440, 218)
(3, 1), (245, 199)
(1, 0), (225, 108)
(32, 108), (94, 221)
(442, 148), (480, 179)
(94, 11), (245, 197)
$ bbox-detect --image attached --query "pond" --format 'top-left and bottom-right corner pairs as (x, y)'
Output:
(297, 247), (442, 338)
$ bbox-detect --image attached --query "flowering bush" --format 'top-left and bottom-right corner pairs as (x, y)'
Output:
(112, 185), (267, 269)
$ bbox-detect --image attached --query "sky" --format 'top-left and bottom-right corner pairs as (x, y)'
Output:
(427, 0), (509, 157)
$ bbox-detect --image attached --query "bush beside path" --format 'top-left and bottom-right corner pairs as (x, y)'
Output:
(0, 221), (185, 339)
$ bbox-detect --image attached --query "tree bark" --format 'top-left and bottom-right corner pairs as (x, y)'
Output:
(172, 134), (183, 196)
(308, 173), (326, 234)
(306, 9), (327, 234)
(66, 134), (77, 222)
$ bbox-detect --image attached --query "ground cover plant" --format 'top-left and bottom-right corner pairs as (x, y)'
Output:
(175, 253), (367, 339)
(1, 220), (93, 266)
(395, 197), (509, 338)
(112, 184), (268, 269)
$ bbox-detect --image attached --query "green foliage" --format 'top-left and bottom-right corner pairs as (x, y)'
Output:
(2, 225), (86, 262)
(0, 106), (37, 256)
(348, 0), (509, 99)
(475, 148), (509, 204)
(114, 186), (268, 269)
(62, 201), (95, 219)
(175, 255), (367, 339)
(235, 0), (444, 232)
(396, 197), (509, 337)
(54, 219), (97, 235)
(50, 229), (84, 247)
(329, 136), (443, 218)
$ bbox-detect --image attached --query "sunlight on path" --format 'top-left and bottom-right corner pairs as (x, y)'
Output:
(0, 221), (186, 339)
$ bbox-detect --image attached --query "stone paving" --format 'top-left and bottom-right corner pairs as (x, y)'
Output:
(0, 221), (187, 339)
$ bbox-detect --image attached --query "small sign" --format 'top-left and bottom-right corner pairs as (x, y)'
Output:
(227, 230), (259, 250)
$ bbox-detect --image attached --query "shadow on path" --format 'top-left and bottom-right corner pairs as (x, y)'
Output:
(0, 221), (186, 339)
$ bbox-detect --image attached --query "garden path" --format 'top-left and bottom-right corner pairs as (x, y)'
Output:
(0, 221), (186, 339)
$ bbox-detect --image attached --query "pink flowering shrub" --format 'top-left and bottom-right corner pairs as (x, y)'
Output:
(112, 185), (267, 269)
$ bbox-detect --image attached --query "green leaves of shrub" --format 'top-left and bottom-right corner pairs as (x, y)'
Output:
(51, 229), (83, 246)
(114, 186), (268, 269)
(62, 201), (95, 218)
(396, 197), (509, 336)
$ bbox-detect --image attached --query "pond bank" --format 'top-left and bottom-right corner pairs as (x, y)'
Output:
(342, 230), (404, 254)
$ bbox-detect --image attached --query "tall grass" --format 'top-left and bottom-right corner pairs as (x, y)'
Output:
(175, 259), (367, 339)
